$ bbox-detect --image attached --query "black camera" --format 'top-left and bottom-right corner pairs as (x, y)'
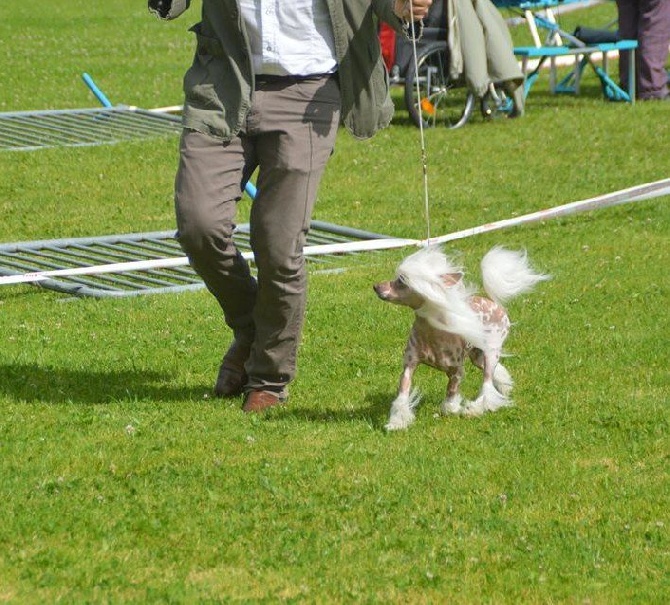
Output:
(148, 0), (172, 19)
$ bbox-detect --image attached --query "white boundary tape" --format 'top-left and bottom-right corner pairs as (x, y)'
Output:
(1, 178), (669, 286)
(428, 177), (670, 246)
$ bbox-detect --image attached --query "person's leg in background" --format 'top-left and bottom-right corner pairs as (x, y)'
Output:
(636, 0), (670, 99)
(617, 0), (670, 99)
(616, 0), (638, 93)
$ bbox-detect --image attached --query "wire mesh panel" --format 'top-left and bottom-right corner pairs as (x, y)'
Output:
(0, 221), (390, 297)
(0, 107), (181, 151)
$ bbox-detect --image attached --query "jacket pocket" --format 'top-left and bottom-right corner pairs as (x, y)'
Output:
(183, 22), (226, 110)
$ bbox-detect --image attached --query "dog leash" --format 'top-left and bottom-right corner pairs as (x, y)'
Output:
(407, 1), (432, 243)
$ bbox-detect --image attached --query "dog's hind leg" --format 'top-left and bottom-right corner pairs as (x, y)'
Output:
(385, 365), (420, 431)
(440, 365), (466, 415)
(466, 349), (511, 415)
(469, 348), (513, 397)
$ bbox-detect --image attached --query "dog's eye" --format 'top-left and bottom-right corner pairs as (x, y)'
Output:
(396, 276), (409, 289)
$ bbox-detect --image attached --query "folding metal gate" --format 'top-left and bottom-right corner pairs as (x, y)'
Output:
(0, 107), (181, 151)
(0, 221), (390, 297)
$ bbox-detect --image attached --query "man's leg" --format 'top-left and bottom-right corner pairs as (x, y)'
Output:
(244, 75), (341, 398)
(174, 130), (258, 383)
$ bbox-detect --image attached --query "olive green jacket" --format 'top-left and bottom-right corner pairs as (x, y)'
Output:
(154, 0), (407, 140)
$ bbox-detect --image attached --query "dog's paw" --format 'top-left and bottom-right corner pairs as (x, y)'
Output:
(384, 413), (414, 431)
(384, 392), (418, 430)
(461, 400), (486, 416)
(440, 394), (464, 415)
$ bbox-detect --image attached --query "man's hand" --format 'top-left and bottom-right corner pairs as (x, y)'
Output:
(393, 0), (433, 21)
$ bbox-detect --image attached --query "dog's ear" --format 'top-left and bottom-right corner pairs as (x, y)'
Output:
(442, 272), (463, 288)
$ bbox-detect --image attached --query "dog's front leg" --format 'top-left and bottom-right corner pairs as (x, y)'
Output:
(385, 364), (420, 431)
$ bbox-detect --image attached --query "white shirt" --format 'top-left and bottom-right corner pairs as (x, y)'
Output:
(239, 0), (338, 76)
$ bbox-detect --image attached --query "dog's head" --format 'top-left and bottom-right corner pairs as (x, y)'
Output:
(373, 246), (464, 309)
(374, 246), (489, 348)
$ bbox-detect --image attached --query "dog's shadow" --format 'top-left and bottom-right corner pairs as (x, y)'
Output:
(274, 390), (393, 429)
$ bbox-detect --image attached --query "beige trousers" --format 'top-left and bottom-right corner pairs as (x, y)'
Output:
(175, 74), (341, 396)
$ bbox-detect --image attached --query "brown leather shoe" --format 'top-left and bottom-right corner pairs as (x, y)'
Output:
(242, 390), (285, 413)
(213, 340), (250, 398)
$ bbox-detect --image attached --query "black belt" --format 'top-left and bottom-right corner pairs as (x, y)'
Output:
(254, 73), (335, 86)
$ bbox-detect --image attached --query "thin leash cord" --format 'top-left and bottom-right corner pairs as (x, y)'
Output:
(407, 1), (431, 243)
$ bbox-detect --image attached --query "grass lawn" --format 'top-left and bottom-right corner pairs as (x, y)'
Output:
(0, 0), (668, 603)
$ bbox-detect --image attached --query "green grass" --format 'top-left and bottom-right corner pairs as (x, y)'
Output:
(1, 0), (669, 602)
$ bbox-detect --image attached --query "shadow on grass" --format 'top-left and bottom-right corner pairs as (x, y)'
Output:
(0, 362), (205, 404)
(271, 390), (392, 430)
(1, 362), (401, 430)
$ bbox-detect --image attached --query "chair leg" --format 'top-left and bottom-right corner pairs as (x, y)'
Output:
(629, 48), (636, 104)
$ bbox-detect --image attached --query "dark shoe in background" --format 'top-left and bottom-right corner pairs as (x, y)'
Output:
(213, 339), (250, 398)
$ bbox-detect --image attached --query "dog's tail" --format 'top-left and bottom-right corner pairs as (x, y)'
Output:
(481, 247), (550, 305)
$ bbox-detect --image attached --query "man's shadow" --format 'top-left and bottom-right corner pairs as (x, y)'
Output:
(0, 362), (205, 404)
(0, 362), (394, 428)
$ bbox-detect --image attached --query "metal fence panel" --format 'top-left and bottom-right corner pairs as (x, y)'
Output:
(0, 222), (390, 297)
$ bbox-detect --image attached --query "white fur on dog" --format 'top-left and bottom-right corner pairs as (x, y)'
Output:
(384, 389), (421, 431)
(481, 246), (551, 304)
(397, 247), (487, 350)
(493, 362), (514, 396)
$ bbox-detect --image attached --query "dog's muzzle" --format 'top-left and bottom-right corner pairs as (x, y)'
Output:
(373, 282), (391, 300)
